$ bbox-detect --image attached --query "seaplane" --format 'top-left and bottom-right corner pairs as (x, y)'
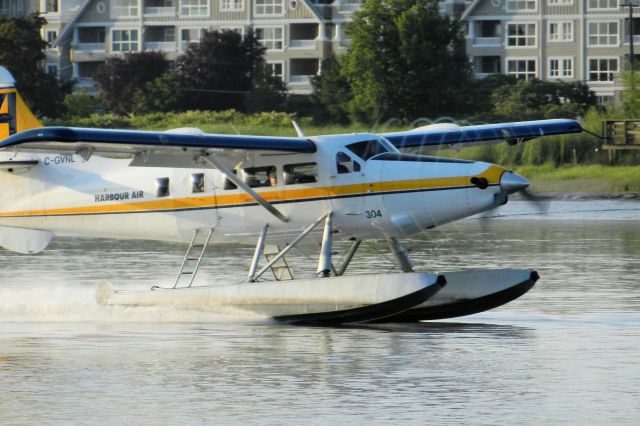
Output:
(0, 66), (584, 323)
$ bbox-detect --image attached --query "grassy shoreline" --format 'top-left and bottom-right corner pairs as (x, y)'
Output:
(513, 165), (640, 194)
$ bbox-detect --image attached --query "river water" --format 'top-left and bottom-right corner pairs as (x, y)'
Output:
(1, 200), (639, 425)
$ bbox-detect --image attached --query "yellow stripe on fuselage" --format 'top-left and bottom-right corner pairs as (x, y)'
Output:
(0, 166), (505, 218)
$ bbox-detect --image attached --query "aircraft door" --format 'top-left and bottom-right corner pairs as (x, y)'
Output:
(330, 150), (365, 216)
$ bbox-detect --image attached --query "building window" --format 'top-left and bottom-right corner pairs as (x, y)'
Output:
(44, 0), (59, 13)
(111, 0), (138, 17)
(221, 0), (243, 11)
(255, 0), (283, 16)
(266, 61), (284, 81)
(588, 22), (618, 47)
(112, 29), (139, 52)
(46, 30), (58, 43)
(548, 57), (573, 78)
(548, 0), (572, 4)
(256, 27), (284, 51)
(476, 56), (501, 74)
(588, 58), (619, 82)
(588, 0), (617, 9)
(46, 64), (58, 76)
(506, 0), (537, 11)
(549, 21), (573, 42)
(506, 23), (537, 47)
(180, 0), (208, 16)
(506, 59), (537, 80)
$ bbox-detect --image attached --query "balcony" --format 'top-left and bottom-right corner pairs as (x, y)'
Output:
(289, 75), (312, 84)
(143, 6), (175, 16)
(339, 1), (362, 13)
(624, 35), (640, 45)
(289, 39), (316, 49)
(473, 37), (501, 47)
(144, 41), (175, 51)
(74, 43), (105, 52)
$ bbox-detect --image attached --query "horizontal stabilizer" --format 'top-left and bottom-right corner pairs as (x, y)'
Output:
(382, 119), (582, 150)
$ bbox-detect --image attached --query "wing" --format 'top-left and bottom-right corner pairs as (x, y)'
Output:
(0, 126), (316, 223)
(382, 119), (583, 150)
(0, 126), (316, 167)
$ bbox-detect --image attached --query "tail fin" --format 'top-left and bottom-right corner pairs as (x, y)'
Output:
(0, 66), (43, 140)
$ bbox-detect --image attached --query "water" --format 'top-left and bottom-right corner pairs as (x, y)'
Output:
(1, 200), (639, 425)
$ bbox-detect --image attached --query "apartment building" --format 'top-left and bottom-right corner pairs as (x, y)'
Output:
(35, 0), (370, 94)
(463, 0), (640, 103)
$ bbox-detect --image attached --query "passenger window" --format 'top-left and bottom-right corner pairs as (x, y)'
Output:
(336, 151), (361, 174)
(155, 177), (170, 197)
(346, 140), (389, 160)
(223, 170), (238, 190)
(284, 162), (318, 185)
(243, 166), (277, 188)
(191, 173), (204, 193)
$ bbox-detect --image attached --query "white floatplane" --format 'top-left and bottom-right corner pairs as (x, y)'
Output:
(0, 66), (583, 323)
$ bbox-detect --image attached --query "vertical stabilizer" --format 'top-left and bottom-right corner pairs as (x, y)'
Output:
(0, 66), (43, 140)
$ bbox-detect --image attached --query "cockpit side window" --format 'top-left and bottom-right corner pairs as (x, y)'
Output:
(336, 151), (361, 174)
(345, 140), (389, 160)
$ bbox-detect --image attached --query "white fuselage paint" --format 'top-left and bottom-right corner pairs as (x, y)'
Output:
(0, 134), (506, 245)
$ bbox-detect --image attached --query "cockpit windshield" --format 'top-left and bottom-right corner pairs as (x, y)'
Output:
(345, 139), (389, 160)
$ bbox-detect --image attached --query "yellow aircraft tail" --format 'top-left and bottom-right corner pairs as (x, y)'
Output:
(0, 66), (43, 140)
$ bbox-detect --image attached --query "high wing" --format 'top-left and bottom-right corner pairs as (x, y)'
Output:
(382, 119), (583, 150)
(0, 126), (315, 167)
(0, 126), (317, 223)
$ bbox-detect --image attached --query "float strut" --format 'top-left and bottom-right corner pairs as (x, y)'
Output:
(252, 212), (330, 282)
(247, 224), (268, 282)
(335, 239), (361, 277)
(317, 212), (333, 278)
(387, 237), (414, 272)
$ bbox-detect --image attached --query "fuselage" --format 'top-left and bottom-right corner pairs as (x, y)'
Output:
(0, 133), (509, 244)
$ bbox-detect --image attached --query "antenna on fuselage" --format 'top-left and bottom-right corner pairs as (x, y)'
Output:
(292, 120), (305, 137)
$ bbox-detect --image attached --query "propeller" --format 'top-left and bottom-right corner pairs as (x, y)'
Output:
(477, 172), (550, 229)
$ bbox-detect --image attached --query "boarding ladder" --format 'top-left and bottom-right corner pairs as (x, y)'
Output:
(172, 228), (213, 288)
(263, 244), (294, 281)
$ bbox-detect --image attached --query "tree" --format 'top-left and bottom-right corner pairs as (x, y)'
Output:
(132, 73), (181, 114)
(492, 79), (596, 121)
(0, 15), (68, 117)
(63, 90), (103, 118)
(342, 0), (473, 122)
(244, 65), (288, 113)
(311, 55), (352, 123)
(176, 29), (269, 112)
(94, 51), (169, 114)
(621, 67), (640, 118)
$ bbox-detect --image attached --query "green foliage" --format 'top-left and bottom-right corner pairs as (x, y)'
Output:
(244, 65), (288, 114)
(0, 15), (68, 117)
(621, 70), (640, 118)
(176, 29), (268, 112)
(132, 73), (181, 114)
(492, 79), (596, 120)
(311, 55), (352, 124)
(342, 0), (472, 121)
(94, 51), (169, 114)
(63, 90), (103, 118)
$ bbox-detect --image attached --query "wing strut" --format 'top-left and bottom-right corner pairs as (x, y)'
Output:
(199, 153), (289, 223)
